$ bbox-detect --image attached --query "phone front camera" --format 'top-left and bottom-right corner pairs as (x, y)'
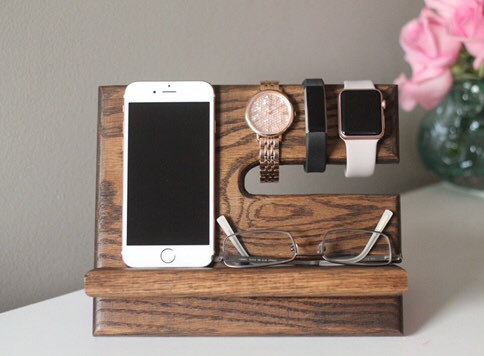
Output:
(153, 90), (156, 94)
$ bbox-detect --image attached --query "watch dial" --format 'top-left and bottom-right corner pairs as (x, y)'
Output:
(340, 90), (383, 136)
(246, 91), (293, 135)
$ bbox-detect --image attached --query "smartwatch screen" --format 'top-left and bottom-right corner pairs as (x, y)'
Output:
(340, 90), (382, 136)
(305, 86), (326, 132)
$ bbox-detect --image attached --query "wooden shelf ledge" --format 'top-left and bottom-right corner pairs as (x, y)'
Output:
(85, 266), (408, 299)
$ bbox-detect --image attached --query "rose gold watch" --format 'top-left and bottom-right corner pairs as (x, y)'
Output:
(245, 81), (295, 182)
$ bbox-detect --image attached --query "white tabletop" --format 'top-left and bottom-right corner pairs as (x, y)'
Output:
(1, 183), (483, 356)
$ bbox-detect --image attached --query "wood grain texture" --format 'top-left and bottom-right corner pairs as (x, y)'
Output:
(93, 296), (403, 336)
(87, 84), (406, 336)
(85, 266), (408, 298)
(94, 85), (401, 267)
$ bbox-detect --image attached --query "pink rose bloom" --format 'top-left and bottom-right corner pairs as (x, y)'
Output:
(426, 0), (484, 69)
(395, 68), (453, 111)
(425, 0), (462, 19)
(396, 8), (461, 110)
(400, 8), (462, 70)
(448, 0), (484, 69)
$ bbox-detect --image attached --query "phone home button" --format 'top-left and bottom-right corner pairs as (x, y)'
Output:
(161, 248), (176, 263)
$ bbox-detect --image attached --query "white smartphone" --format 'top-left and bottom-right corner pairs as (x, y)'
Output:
(122, 81), (215, 267)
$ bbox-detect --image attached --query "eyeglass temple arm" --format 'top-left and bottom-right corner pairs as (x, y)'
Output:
(327, 209), (394, 264)
(374, 209), (393, 234)
(216, 215), (249, 257)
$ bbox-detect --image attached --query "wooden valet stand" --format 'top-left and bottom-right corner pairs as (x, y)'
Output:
(84, 84), (407, 336)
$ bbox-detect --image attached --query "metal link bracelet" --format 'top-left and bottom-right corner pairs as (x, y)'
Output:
(259, 136), (281, 182)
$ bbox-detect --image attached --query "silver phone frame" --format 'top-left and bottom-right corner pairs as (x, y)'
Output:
(121, 81), (215, 268)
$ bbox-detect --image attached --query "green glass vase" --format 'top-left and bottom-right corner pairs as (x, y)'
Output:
(418, 79), (484, 190)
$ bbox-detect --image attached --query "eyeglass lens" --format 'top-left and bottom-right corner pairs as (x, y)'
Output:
(322, 229), (392, 265)
(222, 230), (295, 267)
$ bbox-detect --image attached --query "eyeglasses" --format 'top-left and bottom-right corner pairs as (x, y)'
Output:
(216, 210), (401, 268)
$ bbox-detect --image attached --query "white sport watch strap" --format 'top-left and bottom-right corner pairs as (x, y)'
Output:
(343, 80), (378, 178)
(344, 139), (378, 177)
(343, 80), (375, 90)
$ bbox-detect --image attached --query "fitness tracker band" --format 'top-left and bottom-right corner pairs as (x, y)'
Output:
(338, 80), (386, 177)
(303, 79), (327, 173)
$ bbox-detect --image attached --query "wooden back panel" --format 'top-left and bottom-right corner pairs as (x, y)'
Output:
(95, 84), (400, 268)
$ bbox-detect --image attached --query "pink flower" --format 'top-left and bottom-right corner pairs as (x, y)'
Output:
(427, 0), (484, 69)
(425, 0), (462, 19)
(400, 8), (462, 71)
(448, 0), (484, 69)
(395, 68), (453, 111)
(396, 8), (461, 110)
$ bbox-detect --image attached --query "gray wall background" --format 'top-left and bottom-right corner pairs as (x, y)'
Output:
(0, 0), (432, 312)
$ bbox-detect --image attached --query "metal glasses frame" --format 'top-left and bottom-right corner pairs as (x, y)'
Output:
(219, 228), (400, 268)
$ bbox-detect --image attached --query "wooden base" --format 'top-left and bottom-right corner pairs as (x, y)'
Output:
(93, 295), (403, 336)
(86, 84), (407, 336)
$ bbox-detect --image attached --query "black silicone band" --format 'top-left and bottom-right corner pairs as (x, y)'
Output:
(303, 79), (327, 172)
(305, 132), (326, 172)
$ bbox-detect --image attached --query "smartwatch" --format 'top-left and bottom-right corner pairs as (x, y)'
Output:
(338, 80), (386, 177)
(303, 79), (327, 173)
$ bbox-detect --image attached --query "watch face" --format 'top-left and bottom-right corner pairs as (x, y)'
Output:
(340, 89), (383, 136)
(245, 91), (294, 135)
(305, 85), (326, 132)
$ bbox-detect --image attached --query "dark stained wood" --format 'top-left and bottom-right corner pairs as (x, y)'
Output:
(93, 296), (403, 336)
(85, 266), (408, 298)
(87, 84), (406, 336)
(94, 85), (401, 268)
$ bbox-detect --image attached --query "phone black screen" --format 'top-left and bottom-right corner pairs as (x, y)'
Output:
(127, 102), (210, 245)
(340, 90), (382, 136)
